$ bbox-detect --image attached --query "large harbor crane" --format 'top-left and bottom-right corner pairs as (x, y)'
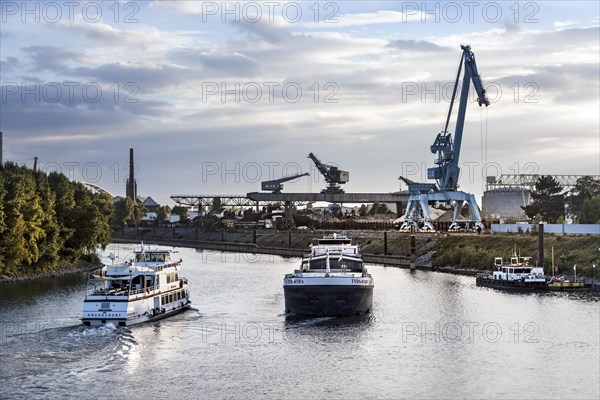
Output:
(399, 44), (490, 232)
(308, 152), (349, 194)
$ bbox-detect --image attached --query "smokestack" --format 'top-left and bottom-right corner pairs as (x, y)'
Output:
(126, 148), (137, 202)
(538, 222), (544, 273)
(33, 157), (38, 172)
(0, 131), (3, 166)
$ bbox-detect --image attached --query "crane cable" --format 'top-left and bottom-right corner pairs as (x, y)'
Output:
(480, 106), (490, 192)
(480, 107), (484, 191)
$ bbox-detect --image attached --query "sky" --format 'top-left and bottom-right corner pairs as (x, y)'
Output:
(1, 1), (599, 206)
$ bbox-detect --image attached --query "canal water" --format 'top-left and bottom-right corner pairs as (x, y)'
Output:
(1, 245), (598, 399)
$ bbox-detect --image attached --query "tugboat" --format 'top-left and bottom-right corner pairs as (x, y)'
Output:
(476, 255), (547, 291)
(283, 233), (373, 316)
(82, 245), (191, 326)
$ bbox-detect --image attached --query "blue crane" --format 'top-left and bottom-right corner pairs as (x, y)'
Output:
(399, 45), (490, 232)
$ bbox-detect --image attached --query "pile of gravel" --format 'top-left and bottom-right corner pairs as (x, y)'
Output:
(415, 251), (437, 268)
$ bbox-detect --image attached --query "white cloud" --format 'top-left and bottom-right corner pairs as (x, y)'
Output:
(2, 4), (598, 200)
(308, 10), (424, 28)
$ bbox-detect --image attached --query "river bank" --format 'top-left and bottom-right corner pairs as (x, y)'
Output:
(110, 230), (498, 276)
(0, 260), (102, 284)
(113, 227), (599, 277)
(4, 229), (596, 283)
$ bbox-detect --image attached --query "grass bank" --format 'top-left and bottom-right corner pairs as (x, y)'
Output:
(114, 228), (600, 276)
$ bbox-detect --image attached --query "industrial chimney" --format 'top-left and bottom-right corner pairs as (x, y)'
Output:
(126, 148), (137, 202)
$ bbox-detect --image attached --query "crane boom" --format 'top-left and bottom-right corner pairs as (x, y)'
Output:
(261, 172), (309, 193)
(428, 44), (490, 192)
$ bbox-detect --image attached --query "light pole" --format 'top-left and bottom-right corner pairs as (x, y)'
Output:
(593, 264), (596, 288)
(573, 264), (577, 282)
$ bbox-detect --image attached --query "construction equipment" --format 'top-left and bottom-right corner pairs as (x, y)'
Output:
(261, 172), (310, 193)
(308, 152), (349, 194)
(399, 44), (490, 232)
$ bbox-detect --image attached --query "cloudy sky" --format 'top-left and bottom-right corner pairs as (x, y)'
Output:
(1, 1), (599, 205)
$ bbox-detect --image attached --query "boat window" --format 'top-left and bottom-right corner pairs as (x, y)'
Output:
(136, 253), (143, 262)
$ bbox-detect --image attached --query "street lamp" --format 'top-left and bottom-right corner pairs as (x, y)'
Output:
(573, 264), (577, 282)
(593, 264), (596, 287)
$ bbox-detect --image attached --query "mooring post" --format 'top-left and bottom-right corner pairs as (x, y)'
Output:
(538, 222), (544, 273)
(253, 229), (257, 244)
(221, 230), (225, 242)
(288, 230), (292, 249)
(384, 231), (388, 256)
(410, 224), (416, 270)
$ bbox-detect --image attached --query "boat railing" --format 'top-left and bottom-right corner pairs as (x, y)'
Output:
(129, 284), (160, 296)
(88, 284), (159, 297)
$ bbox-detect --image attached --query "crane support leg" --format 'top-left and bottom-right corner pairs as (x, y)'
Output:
(284, 201), (295, 229)
(399, 194), (435, 232)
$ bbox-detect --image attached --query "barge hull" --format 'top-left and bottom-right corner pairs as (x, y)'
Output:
(284, 285), (373, 316)
(476, 277), (547, 291)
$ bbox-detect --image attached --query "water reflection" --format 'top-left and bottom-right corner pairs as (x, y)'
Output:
(1, 246), (598, 400)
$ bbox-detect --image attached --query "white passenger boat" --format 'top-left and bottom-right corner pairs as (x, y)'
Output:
(283, 233), (374, 317)
(82, 245), (191, 326)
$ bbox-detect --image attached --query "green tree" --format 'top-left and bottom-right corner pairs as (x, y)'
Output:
(0, 163), (46, 273)
(128, 202), (148, 227)
(0, 172), (6, 270)
(568, 176), (600, 223)
(369, 202), (391, 215)
(171, 206), (189, 222)
(211, 197), (222, 212)
(111, 197), (135, 230)
(155, 205), (171, 225)
(0, 163), (112, 275)
(522, 176), (565, 223)
(32, 170), (62, 269)
(578, 195), (600, 224)
(358, 204), (368, 217)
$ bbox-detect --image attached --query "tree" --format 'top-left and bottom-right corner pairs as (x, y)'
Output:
(211, 197), (222, 212)
(0, 163), (47, 273)
(358, 204), (368, 217)
(155, 205), (171, 225)
(522, 176), (565, 223)
(111, 198), (135, 230)
(578, 195), (600, 224)
(0, 163), (112, 275)
(129, 203), (148, 227)
(369, 202), (391, 215)
(568, 176), (600, 223)
(171, 206), (189, 222)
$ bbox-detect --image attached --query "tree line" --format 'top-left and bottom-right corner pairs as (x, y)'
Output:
(522, 176), (600, 223)
(0, 163), (113, 276)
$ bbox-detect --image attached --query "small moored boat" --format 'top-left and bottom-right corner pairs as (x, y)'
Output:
(476, 256), (547, 291)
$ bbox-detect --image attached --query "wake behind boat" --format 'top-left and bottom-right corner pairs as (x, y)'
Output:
(82, 245), (191, 326)
(283, 233), (373, 317)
